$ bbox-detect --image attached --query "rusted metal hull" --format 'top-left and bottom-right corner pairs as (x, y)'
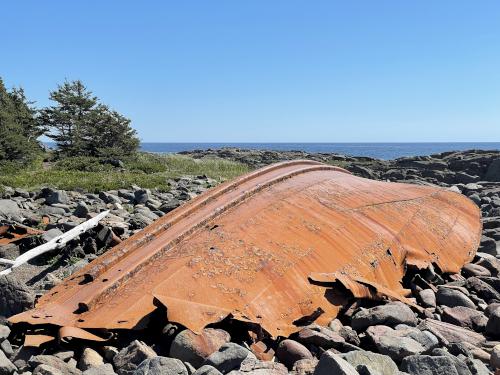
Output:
(10, 161), (481, 338)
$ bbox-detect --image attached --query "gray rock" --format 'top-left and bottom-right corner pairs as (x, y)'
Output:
(313, 350), (357, 375)
(401, 355), (459, 375)
(486, 308), (500, 337)
(0, 199), (21, 218)
(29, 355), (81, 375)
(462, 263), (491, 278)
(490, 344), (500, 369)
(133, 356), (187, 375)
(0, 340), (13, 358)
(0, 326), (10, 341)
(342, 350), (398, 375)
(436, 287), (476, 308)
(46, 190), (69, 205)
(296, 325), (345, 349)
(33, 364), (63, 375)
(0, 349), (16, 374)
(159, 199), (181, 213)
(74, 202), (89, 218)
(231, 357), (288, 374)
(466, 359), (490, 375)
(430, 349), (471, 375)
(41, 228), (63, 243)
(192, 365), (222, 375)
(202, 343), (255, 374)
(466, 276), (500, 303)
(441, 306), (488, 332)
(328, 319), (361, 346)
(485, 159), (500, 181)
(99, 192), (121, 205)
(83, 364), (116, 375)
(366, 326), (429, 362)
(78, 348), (103, 371)
(40, 205), (67, 216)
(275, 339), (313, 369)
(134, 189), (151, 204)
(418, 289), (436, 308)
(113, 340), (156, 375)
(0, 275), (34, 317)
(290, 359), (318, 375)
(169, 328), (231, 368)
(351, 302), (417, 331)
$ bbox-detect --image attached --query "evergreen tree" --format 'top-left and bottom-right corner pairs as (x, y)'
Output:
(39, 80), (97, 156)
(40, 80), (139, 158)
(0, 78), (43, 163)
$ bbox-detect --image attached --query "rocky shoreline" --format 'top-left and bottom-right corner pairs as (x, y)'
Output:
(0, 148), (499, 375)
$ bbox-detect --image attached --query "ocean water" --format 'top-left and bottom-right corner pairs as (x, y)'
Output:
(140, 142), (500, 160)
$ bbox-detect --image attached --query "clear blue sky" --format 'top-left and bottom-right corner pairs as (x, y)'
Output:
(2, 1), (500, 142)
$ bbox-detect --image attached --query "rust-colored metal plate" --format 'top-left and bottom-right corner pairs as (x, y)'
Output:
(10, 161), (481, 338)
(0, 224), (42, 246)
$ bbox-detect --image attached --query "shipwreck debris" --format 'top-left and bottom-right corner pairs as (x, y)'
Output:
(0, 210), (109, 275)
(10, 160), (481, 341)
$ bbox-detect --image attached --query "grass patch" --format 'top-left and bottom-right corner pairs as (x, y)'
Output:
(0, 153), (249, 192)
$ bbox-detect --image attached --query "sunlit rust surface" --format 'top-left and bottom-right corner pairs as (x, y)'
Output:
(0, 225), (42, 246)
(10, 160), (481, 338)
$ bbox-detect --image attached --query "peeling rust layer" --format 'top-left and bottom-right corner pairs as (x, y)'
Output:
(10, 160), (482, 338)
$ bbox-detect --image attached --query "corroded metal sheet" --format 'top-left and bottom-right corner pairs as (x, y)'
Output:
(10, 161), (481, 338)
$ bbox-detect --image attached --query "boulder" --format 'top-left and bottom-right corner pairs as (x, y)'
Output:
(232, 357), (288, 374)
(290, 359), (318, 375)
(491, 344), (500, 369)
(78, 348), (103, 371)
(418, 289), (436, 308)
(401, 355), (459, 375)
(83, 364), (116, 375)
(462, 264), (491, 278)
(113, 340), (156, 375)
(486, 308), (500, 337)
(365, 325), (434, 361)
(29, 355), (81, 375)
(351, 302), (417, 331)
(169, 328), (230, 368)
(436, 287), (475, 309)
(0, 275), (34, 317)
(33, 364), (64, 375)
(133, 356), (188, 375)
(192, 365), (223, 375)
(275, 339), (313, 369)
(45, 190), (69, 205)
(466, 277), (500, 303)
(0, 200), (22, 221)
(295, 325), (345, 349)
(342, 350), (398, 375)
(202, 343), (255, 374)
(0, 349), (16, 375)
(313, 350), (357, 375)
(418, 319), (485, 346)
(442, 306), (488, 332)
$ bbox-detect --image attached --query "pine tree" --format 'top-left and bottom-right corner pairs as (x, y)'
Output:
(0, 78), (43, 163)
(40, 80), (97, 156)
(40, 80), (139, 158)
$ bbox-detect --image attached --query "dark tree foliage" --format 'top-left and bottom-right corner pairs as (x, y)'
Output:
(0, 78), (43, 163)
(41, 80), (139, 158)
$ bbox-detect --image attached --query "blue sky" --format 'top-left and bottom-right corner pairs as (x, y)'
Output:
(2, 1), (500, 142)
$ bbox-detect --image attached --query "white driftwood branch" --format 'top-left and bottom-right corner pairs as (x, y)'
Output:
(0, 210), (109, 276)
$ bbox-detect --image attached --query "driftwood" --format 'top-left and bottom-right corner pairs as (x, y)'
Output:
(0, 210), (109, 276)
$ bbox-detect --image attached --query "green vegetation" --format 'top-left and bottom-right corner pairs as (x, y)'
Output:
(40, 80), (139, 158)
(0, 76), (247, 192)
(0, 79), (44, 163)
(0, 153), (249, 192)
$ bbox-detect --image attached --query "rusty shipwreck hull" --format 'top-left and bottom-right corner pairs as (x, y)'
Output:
(11, 160), (481, 339)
